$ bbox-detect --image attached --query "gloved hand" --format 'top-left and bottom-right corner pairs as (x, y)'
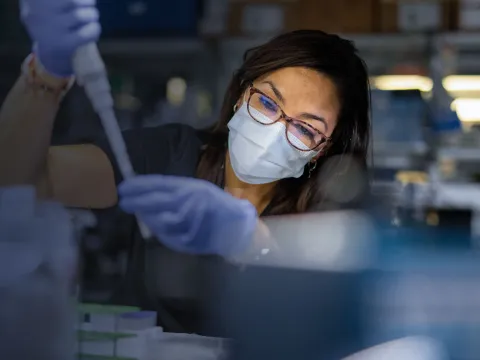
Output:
(20, 0), (101, 77)
(118, 175), (258, 257)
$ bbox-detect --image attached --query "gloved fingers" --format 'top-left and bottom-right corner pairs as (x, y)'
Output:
(75, 22), (101, 43)
(119, 191), (178, 215)
(66, 8), (100, 30)
(140, 212), (194, 251)
(22, 0), (96, 14)
(140, 198), (206, 242)
(175, 193), (208, 233)
(50, 23), (100, 54)
(119, 175), (166, 196)
(23, 7), (99, 33)
(19, 0), (32, 21)
(60, 0), (97, 12)
(119, 175), (206, 197)
(145, 212), (187, 237)
(159, 195), (207, 236)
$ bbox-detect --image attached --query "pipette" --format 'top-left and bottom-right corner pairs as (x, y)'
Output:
(72, 43), (151, 239)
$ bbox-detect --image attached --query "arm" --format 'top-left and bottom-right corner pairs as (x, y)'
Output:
(0, 63), (117, 208)
(0, 72), (60, 189)
(0, 0), (116, 208)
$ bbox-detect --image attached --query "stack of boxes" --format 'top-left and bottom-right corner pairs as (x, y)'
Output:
(226, 0), (477, 36)
(76, 304), (159, 360)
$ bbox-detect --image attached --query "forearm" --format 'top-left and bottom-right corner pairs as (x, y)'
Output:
(0, 68), (62, 186)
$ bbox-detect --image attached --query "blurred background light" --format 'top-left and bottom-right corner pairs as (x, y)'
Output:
(166, 77), (187, 106)
(371, 75), (433, 92)
(451, 98), (480, 122)
(443, 75), (480, 92)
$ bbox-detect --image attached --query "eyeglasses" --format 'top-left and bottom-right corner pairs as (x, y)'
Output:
(246, 86), (331, 152)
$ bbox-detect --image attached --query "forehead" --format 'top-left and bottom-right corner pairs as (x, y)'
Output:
(253, 67), (340, 132)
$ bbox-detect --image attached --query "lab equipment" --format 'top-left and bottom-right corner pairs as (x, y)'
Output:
(118, 174), (258, 256)
(21, 0), (150, 237)
(429, 48), (462, 138)
(0, 186), (77, 360)
(73, 43), (151, 239)
(370, 90), (427, 148)
(76, 304), (159, 359)
(76, 303), (228, 360)
(20, 0), (101, 77)
(205, 209), (480, 360)
(204, 211), (375, 360)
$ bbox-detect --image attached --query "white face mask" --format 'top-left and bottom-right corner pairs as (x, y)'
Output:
(227, 103), (319, 185)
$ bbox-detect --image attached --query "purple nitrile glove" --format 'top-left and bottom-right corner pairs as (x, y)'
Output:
(118, 175), (258, 257)
(20, 0), (101, 77)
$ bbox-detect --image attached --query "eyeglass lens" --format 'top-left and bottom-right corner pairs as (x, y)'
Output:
(248, 91), (326, 151)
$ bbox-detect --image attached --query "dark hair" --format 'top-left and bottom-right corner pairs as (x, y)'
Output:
(197, 30), (371, 215)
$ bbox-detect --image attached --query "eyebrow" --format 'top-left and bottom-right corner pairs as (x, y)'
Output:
(262, 80), (285, 104)
(298, 112), (328, 131)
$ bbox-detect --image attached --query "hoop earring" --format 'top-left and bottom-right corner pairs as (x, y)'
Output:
(308, 161), (317, 178)
(233, 104), (238, 112)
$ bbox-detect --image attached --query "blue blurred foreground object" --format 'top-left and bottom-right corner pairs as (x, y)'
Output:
(20, 0), (101, 77)
(0, 186), (77, 360)
(119, 175), (258, 257)
(204, 211), (376, 360)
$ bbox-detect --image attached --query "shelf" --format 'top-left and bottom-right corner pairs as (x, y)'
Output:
(1, 32), (480, 57)
(1, 32), (480, 75)
(437, 32), (480, 49)
(219, 33), (432, 55)
(0, 39), (207, 59)
(371, 155), (418, 169)
(437, 147), (480, 162)
(344, 33), (430, 52)
(99, 38), (206, 57)
(373, 142), (429, 155)
(434, 182), (480, 210)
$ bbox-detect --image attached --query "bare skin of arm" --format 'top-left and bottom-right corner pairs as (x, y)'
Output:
(0, 75), (117, 208)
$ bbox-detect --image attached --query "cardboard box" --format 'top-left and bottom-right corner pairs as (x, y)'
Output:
(228, 1), (295, 36)
(288, 0), (376, 33)
(228, 0), (375, 35)
(375, 0), (457, 32)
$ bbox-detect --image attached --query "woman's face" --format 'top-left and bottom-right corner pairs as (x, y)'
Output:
(243, 67), (341, 143)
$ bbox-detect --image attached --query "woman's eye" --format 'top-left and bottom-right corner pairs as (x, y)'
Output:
(294, 123), (314, 138)
(260, 96), (278, 112)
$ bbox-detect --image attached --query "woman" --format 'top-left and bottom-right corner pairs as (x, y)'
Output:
(0, 0), (370, 332)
